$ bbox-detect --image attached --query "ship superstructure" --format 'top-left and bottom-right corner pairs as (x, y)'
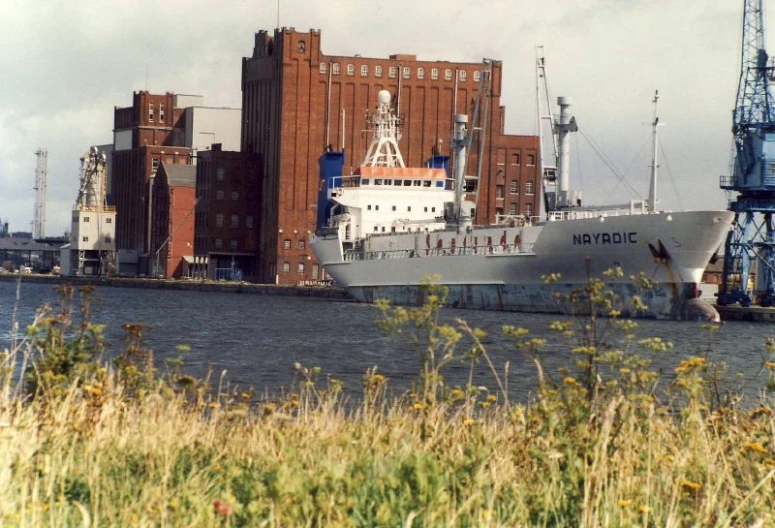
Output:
(62, 146), (116, 276)
(311, 63), (734, 320)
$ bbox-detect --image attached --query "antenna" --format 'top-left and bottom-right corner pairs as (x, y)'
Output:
(33, 148), (48, 239)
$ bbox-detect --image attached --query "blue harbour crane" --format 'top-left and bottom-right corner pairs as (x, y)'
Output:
(719, 0), (775, 307)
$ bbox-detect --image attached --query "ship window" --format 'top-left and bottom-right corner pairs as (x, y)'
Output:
(319, 62), (328, 74)
(381, 226), (386, 232)
(432, 207), (436, 212)
(283, 239), (291, 250)
(431, 68), (439, 80)
(384, 179), (392, 185)
(394, 180), (402, 186)
(444, 69), (452, 80)
(473, 71), (481, 82)
(402, 66), (410, 79)
(375, 65), (383, 77)
(105, 236), (112, 243)
(362, 178), (370, 185)
(367, 205), (372, 210)
(375, 205), (379, 210)
(106, 217), (112, 223)
(417, 67), (425, 79)
(391, 227), (396, 232)
(374, 226), (378, 232)
(389, 66), (397, 78)
(375, 179), (383, 185)
(526, 181), (534, 195)
(424, 207), (428, 212)
(82, 236), (89, 242)
(83, 216), (90, 222)
(403, 179), (411, 186)
(407, 206), (412, 211)
(413, 180), (421, 186)
(297, 262), (305, 273)
(435, 181), (444, 188)
(283, 262), (290, 272)
(423, 181), (431, 187)
(459, 70), (467, 81)
(347, 64), (355, 76)
(332, 63), (341, 75)
(510, 203), (518, 215)
(392, 205), (397, 211)
(511, 180), (519, 194)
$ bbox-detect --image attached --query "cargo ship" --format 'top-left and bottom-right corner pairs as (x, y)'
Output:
(310, 63), (733, 320)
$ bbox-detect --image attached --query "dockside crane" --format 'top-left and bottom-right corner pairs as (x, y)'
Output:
(719, 0), (775, 307)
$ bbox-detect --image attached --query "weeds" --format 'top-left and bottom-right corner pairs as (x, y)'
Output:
(0, 277), (774, 526)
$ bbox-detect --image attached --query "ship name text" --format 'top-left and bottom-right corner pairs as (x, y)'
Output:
(572, 232), (637, 245)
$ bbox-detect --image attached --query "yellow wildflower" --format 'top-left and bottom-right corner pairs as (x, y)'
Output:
(743, 442), (768, 454)
(618, 499), (632, 507)
(680, 479), (702, 491)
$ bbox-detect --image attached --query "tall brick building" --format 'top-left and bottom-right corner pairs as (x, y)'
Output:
(242, 28), (540, 284)
(150, 163), (197, 278)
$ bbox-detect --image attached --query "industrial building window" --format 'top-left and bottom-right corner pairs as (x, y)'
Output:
(332, 63), (340, 75)
(298, 240), (305, 249)
(510, 180), (519, 194)
(402, 67), (410, 79)
(510, 203), (518, 215)
(496, 185), (504, 199)
(298, 40), (306, 53)
(152, 158), (160, 173)
(512, 153), (520, 165)
(231, 239), (238, 249)
(473, 71), (481, 82)
(525, 181), (534, 195)
(431, 68), (439, 80)
(231, 215), (239, 228)
(159, 104), (165, 123)
(312, 264), (319, 279)
(231, 191), (239, 201)
(217, 167), (224, 181)
(246, 216), (253, 229)
(459, 70), (467, 81)
(283, 262), (290, 272)
(82, 236), (89, 242)
(527, 154), (535, 166)
(444, 69), (452, 80)
(83, 216), (90, 222)
(417, 67), (425, 80)
(319, 62), (327, 74)
(105, 217), (112, 223)
(216, 190), (224, 200)
(375, 65), (383, 77)
(525, 203), (533, 216)
(347, 64), (355, 76)
(283, 239), (291, 250)
(361, 65), (368, 76)
(297, 262), (305, 273)
(149, 103), (154, 121)
(215, 238), (222, 248)
(389, 66), (397, 78)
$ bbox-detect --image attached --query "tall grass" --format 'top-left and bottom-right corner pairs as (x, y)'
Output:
(0, 278), (774, 527)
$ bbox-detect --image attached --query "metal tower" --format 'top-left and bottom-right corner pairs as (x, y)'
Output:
(719, 0), (775, 307)
(33, 148), (48, 239)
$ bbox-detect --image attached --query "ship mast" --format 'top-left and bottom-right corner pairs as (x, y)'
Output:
(362, 91), (405, 167)
(647, 89), (660, 213)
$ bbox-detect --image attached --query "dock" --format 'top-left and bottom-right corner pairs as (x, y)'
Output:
(716, 304), (775, 322)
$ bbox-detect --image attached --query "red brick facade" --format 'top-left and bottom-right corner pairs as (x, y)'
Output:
(112, 92), (191, 258)
(150, 163), (197, 278)
(194, 147), (263, 280)
(242, 29), (540, 284)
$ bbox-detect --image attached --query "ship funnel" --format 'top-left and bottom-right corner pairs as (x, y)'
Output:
(557, 96), (577, 207)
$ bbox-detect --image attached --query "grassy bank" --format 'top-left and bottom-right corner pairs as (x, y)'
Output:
(2, 280), (775, 527)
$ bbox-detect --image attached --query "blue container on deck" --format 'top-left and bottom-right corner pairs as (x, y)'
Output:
(317, 150), (345, 229)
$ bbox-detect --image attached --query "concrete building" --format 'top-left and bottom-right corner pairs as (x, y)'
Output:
(112, 91), (240, 274)
(241, 28), (540, 284)
(150, 163), (197, 279)
(194, 146), (263, 280)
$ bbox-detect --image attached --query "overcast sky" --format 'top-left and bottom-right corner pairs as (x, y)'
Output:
(0, 0), (748, 236)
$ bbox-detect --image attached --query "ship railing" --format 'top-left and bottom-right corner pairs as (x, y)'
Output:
(495, 214), (531, 227)
(343, 243), (535, 262)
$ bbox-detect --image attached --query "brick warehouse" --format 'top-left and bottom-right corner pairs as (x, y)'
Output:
(242, 28), (540, 284)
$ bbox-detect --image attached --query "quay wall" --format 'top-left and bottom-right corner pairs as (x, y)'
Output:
(0, 274), (350, 300)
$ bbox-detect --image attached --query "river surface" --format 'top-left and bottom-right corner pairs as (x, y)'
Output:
(1, 280), (774, 403)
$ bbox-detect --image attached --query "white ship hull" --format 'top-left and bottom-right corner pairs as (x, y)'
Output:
(311, 210), (734, 319)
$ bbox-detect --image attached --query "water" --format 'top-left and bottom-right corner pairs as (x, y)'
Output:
(1, 280), (774, 402)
